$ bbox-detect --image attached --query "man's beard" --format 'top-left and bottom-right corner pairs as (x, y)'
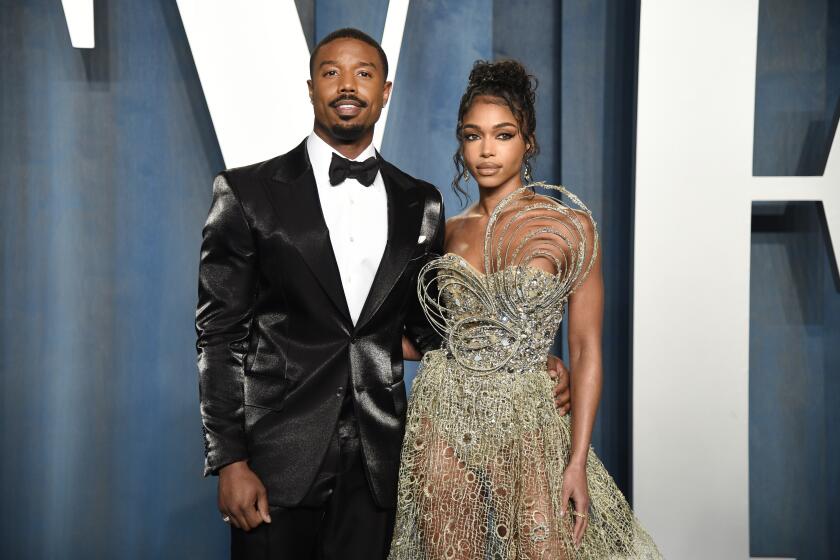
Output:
(330, 122), (367, 142)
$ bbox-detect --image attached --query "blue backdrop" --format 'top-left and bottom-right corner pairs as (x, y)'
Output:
(0, 0), (837, 558)
(749, 0), (840, 557)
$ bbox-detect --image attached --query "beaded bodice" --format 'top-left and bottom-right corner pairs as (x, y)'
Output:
(432, 255), (566, 372)
(418, 183), (598, 373)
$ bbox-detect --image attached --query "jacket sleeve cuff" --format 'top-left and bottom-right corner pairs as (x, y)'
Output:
(203, 452), (249, 477)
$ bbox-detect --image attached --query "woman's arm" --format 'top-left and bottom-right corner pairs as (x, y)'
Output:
(566, 228), (604, 466)
(560, 219), (603, 546)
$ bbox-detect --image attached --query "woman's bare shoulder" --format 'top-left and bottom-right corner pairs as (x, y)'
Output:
(445, 205), (481, 234)
(444, 205), (483, 249)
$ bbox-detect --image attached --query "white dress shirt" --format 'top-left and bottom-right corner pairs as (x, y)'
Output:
(306, 132), (388, 325)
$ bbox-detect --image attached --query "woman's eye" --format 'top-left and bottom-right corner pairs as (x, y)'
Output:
(498, 132), (514, 140)
(464, 133), (479, 141)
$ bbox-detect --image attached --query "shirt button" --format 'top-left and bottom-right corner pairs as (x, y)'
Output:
(336, 387), (343, 397)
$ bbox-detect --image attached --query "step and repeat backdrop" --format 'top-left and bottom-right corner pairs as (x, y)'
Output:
(1, 0), (837, 558)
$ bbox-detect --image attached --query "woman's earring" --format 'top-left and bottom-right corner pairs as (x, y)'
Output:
(462, 169), (470, 182)
(523, 160), (533, 183)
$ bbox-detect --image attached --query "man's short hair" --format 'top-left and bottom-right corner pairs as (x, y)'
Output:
(310, 27), (389, 80)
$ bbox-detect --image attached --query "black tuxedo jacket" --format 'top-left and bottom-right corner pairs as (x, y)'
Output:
(196, 139), (444, 508)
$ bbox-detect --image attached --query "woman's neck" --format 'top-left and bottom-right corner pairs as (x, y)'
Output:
(475, 176), (524, 217)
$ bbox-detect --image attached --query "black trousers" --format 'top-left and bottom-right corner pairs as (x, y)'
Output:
(230, 425), (396, 559)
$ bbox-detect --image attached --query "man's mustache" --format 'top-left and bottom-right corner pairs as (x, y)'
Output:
(329, 94), (368, 108)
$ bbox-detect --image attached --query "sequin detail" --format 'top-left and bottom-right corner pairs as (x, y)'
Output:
(389, 184), (662, 559)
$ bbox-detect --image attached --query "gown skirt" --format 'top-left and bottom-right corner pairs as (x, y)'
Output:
(387, 349), (662, 560)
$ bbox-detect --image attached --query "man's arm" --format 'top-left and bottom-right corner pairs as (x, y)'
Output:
(403, 192), (445, 357)
(197, 174), (272, 532)
(196, 174), (255, 476)
(548, 355), (571, 415)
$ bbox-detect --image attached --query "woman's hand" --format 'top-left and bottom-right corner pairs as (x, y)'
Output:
(402, 336), (422, 361)
(560, 461), (590, 548)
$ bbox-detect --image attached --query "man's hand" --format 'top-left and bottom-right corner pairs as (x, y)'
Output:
(547, 354), (571, 415)
(218, 460), (271, 531)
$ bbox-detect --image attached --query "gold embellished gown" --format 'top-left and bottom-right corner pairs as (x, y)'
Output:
(389, 184), (662, 559)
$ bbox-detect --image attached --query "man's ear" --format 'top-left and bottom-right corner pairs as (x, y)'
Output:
(307, 79), (314, 104)
(382, 81), (393, 106)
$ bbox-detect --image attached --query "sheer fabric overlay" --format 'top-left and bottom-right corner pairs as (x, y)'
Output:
(389, 185), (662, 559)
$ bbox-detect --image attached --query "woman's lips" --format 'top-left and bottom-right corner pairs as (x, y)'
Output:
(476, 164), (501, 176)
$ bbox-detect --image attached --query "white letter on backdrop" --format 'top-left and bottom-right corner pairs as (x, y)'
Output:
(633, 1), (837, 559)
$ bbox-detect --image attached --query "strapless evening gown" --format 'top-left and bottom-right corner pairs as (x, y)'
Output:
(388, 184), (662, 559)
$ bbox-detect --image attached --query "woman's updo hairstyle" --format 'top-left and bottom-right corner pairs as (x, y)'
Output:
(453, 59), (539, 202)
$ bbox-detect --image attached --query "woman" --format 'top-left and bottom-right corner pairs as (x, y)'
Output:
(389, 60), (661, 559)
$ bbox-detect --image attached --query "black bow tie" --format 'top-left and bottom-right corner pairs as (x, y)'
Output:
(328, 152), (380, 187)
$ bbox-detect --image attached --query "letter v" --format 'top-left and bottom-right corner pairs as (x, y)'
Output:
(177, 1), (410, 168)
(60, 0), (94, 48)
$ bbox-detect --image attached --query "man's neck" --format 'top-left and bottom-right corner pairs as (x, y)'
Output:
(312, 126), (374, 160)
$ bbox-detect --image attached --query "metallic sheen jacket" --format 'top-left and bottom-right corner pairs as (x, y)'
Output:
(196, 139), (444, 509)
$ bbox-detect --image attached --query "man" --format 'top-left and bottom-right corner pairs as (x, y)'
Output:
(196, 28), (571, 559)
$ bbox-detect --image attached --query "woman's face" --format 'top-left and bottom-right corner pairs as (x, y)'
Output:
(460, 96), (528, 190)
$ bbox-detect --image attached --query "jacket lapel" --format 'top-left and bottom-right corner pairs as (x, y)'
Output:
(355, 157), (423, 330)
(263, 140), (352, 324)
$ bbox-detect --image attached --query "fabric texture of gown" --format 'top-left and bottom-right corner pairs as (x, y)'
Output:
(388, 184), (662, 559)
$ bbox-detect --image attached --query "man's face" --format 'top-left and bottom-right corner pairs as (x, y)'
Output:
(308, 38), (392, 143)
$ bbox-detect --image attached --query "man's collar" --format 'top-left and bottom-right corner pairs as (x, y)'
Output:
(306, 132), (376, 174)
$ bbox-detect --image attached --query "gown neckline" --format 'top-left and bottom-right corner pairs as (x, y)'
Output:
(442, 251), (559, 280)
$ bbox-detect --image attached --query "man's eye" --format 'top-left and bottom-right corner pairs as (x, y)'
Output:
(358, 71), (371, 78)
(324, 70), (338, 77)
